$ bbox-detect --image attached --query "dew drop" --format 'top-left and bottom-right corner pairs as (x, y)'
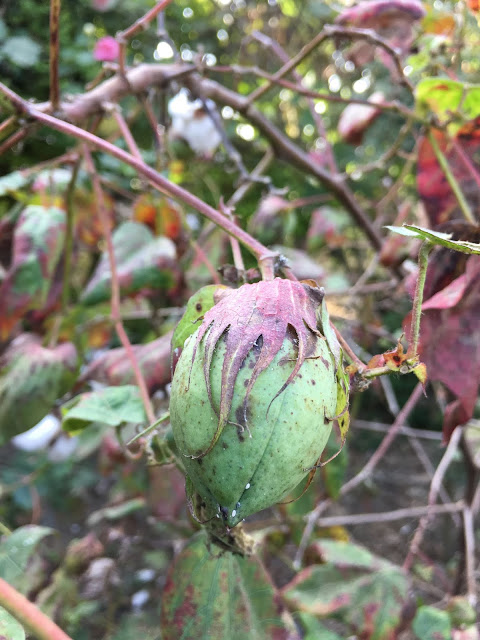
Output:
(231, 509), (237, 518)
(245, 483), (250, 489)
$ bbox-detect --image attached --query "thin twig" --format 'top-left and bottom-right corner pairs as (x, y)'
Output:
(315, 501), (464, 528)
(294, 383), (423, 569)
(111, 106), (143, 159)
(353, 419), (442, 441)
(0, 82), (276, 269)
(116, 0), (175, 74)
(83, 144), (156, 424)
(49, 0), (61, 111)
(0, 578), (73, 640)
(463, 504), (477, 607)
(404, 425), (463, 571)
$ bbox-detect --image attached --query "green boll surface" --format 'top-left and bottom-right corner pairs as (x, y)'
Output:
(170, 328), (337, 527)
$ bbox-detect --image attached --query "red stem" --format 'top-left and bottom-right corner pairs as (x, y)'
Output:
(83, 145), (156, 424)
(0, 578), (73, 640)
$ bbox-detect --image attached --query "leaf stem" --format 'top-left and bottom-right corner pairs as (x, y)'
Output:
(0, 578), (73, 640)
(409, 241), (433, 358)
(427, 128), (476, 224)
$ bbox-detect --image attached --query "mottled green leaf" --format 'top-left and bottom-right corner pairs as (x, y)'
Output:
(412, 606), (452, 640)
(81, 221), (178, 305)
(0, 205), (66, 339)
(162, 532), (289, 640)
(0, 607), (25, 640)
(172, 285), (226, 354)
(0, 337), (77, 445)
(386, 224), (480, 254)
(62, 385), (147, 434)
(296, 612), (343, 640)
(1, 36), (41, 67)
(416, 78), (480, 131)
(0, 526), (53, 593)
(282, 540), (408, 640)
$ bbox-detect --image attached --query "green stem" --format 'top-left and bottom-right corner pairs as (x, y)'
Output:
(61, 157), (81, 312)
(427, 129), (476, 224)
(409, 241), (433, 358)
(128, 411), (170, 446)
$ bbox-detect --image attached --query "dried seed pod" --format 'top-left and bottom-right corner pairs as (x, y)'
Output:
(170, 278), (349, 527)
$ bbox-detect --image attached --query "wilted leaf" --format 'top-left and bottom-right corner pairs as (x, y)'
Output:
(337, 92), (384, 144)
(386, 224), (480, 254)
(81, 332), (172, 393)
(0, 526), (54, 593)
(0, 607), (25, 640)
(161, 532), (289, 640)
(307, 206), (349, 251)
(0, 205), (66, 339)
(282, 540), (408, 640)
(412, 606), (451, 640)
(0, 337), (77, 445)
(416, 121), (480, 226)
(62, 385), (147, 434)
(81, 221), (178, 305)
(405, 256), (480, 440)
(335, 0), (425, 70)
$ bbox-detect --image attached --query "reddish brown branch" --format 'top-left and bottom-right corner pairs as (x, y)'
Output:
(0, 578), (73, 640)
(49, 0), (61, 110)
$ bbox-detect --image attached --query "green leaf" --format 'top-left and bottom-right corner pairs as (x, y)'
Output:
(0, 526), (53, 593)
(386, 224), (480, 254)
(0, 607), (25, 640)
(161, 532), (289, 640)
(1, 36), (41, 68)
(412, 606), (452, 640)
(0, 171), (28, 197)
(62, 385), (147, 434)
(172, 285), (226, 354)
(415, 78), (480, 131)
(296, 612), (344, 640)
(282, 540), (408, 640)
(0, 339), (78, 445)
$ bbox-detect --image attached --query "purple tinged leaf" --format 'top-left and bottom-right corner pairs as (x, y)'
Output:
(0, 205), (66, 339)
(0, 334), (78, 444)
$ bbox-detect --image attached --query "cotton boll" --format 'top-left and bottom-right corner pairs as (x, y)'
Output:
(168, 90), (222, 156)
(12, 414), (61, 452)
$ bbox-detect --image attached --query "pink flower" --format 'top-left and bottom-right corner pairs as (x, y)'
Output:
(93, 36), (120, 62)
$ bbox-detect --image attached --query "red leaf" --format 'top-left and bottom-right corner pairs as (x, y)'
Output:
(338, 93), (384, 144)
(417, 121), (480, 227)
